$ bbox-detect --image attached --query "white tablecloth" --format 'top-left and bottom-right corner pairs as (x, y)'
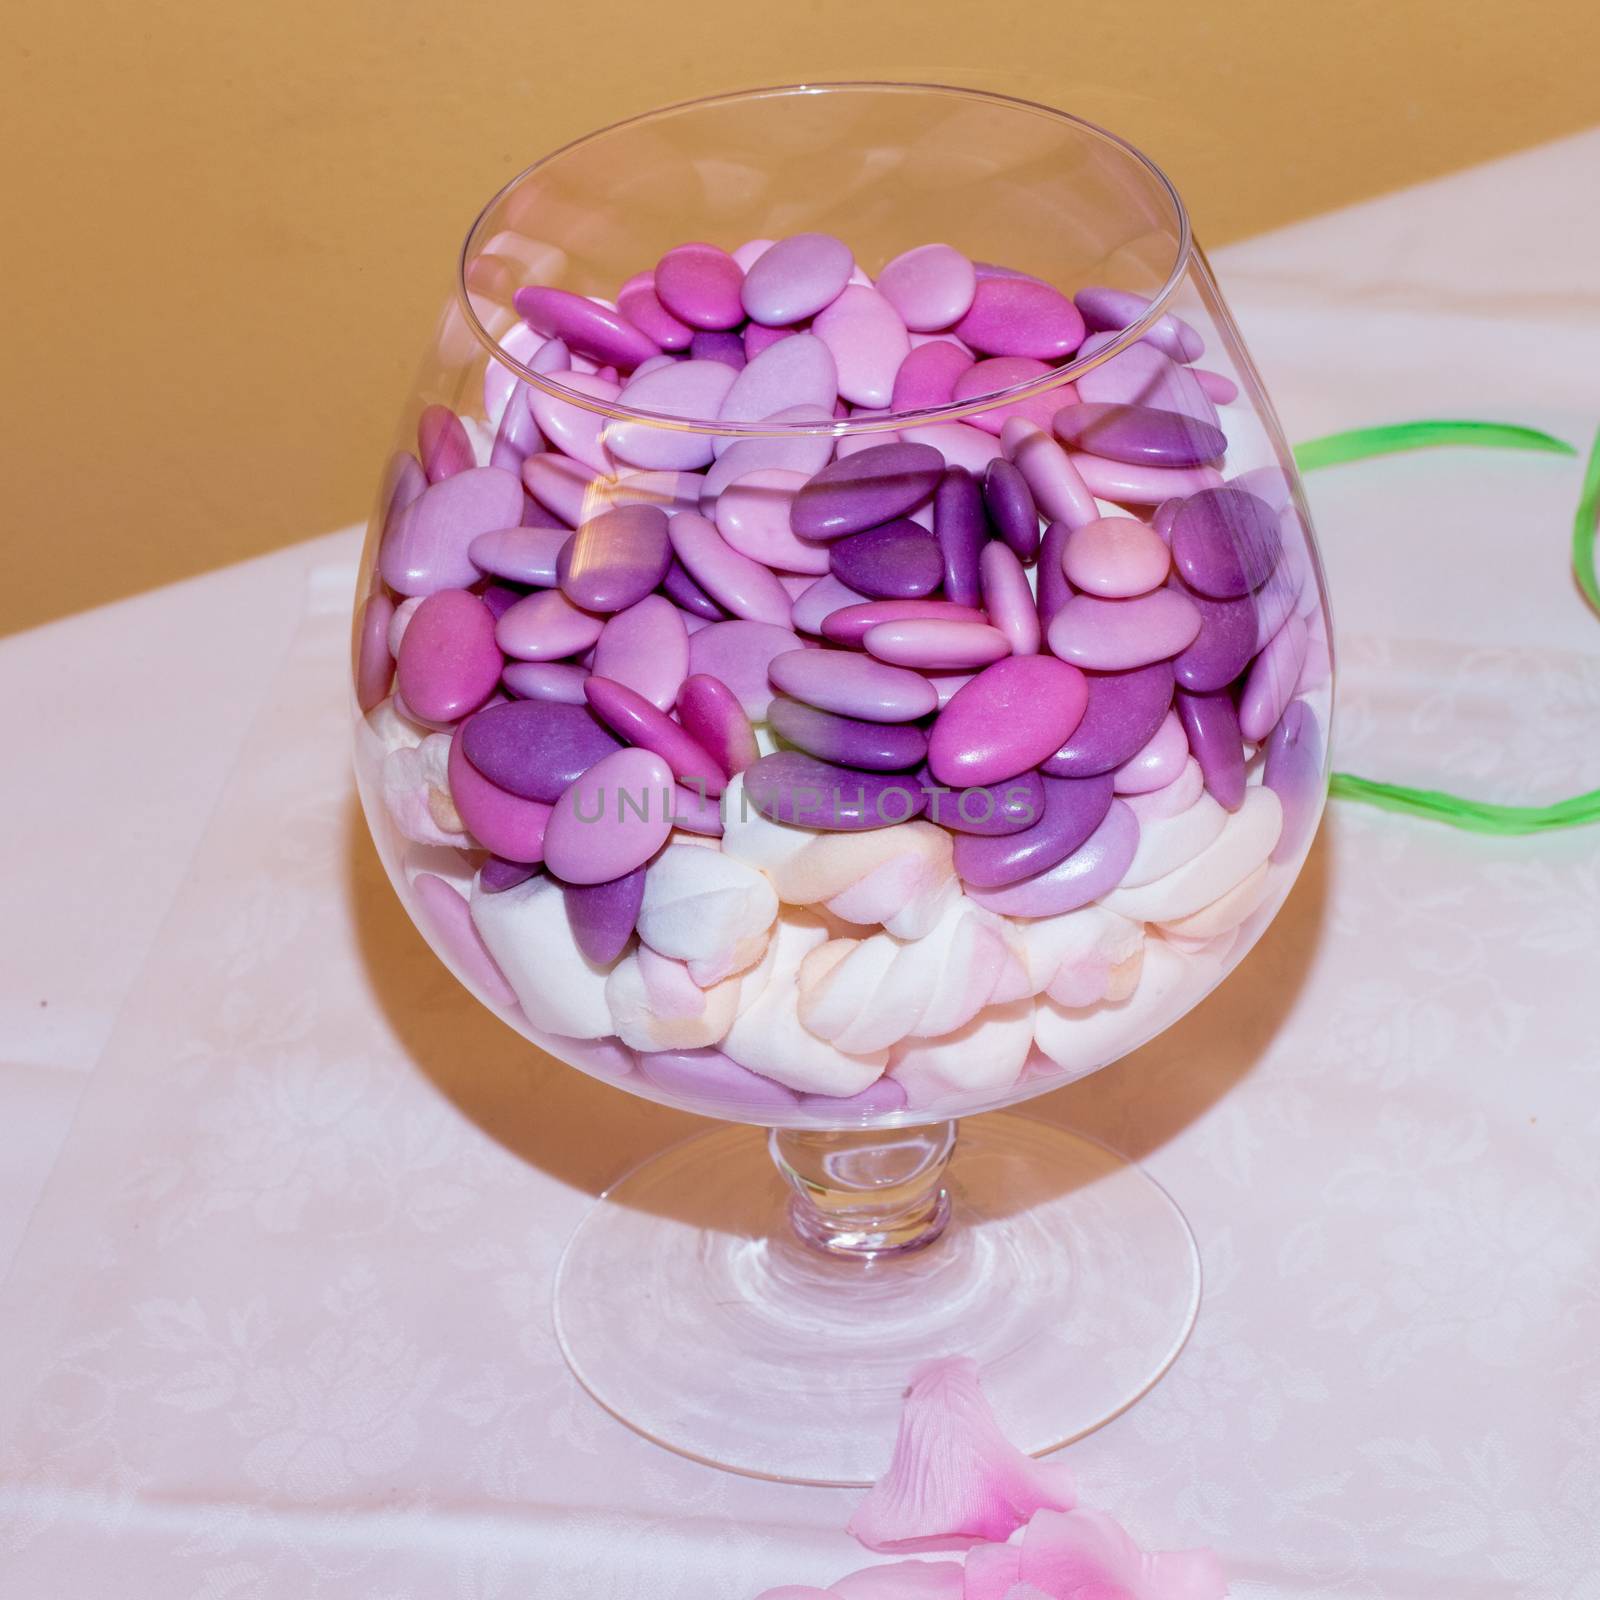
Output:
(2, 130), (1597, 1598)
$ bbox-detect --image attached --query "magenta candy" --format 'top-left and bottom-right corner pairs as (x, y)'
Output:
(1072, 286), (1205, 364)
(688, 620), (802, 720)
(496, 588), (605, 662)
(1053, 402), (1227, 468)
(562, 866), (646, 964)
(978, 542), (1040, 657)
(558, 503), (672, 614)
(654, 242), (746, 331)
(1171, 584), (1258, 692)
(461, 699), (620, 803)
(584, 675), (727, 796)
(742, 750), (928, 830)
(769, 695), (928, 771)
(447, 728), (551, 862)
(1239, 612), (1310, 742)
(501, 661), (590, 704)
(1170, 486), (1283, 599)
(790, 443), (945, 540)
(933, 466), (985, 606)
(1042, 661), (1175, 777)
(953, 774), (1115, 888)
(1061, 516), (1171, 599)
(418, 405), (475, 482)
(677, 673), (759, 775)
(877, 242), (977, 332)
(381, 466), (525, 596)
(928, 656), (1089, 788)
(954, 276), (1085, 361)
(412, 874), (517, 1008)
(689, 329), (746, 369)
(1113, 709), (1189, 795)
(982, 459), (1041, 560)
(661, 557), (729, 621)
(470, 525), (569, 586)
(769, 647), (937, 723)
(954, 357), (1064, 435)
(395, 590), (502, 724)
(1046, 589), (1202, 670)
(514, 286), (660, 369)
(923, 767), (1046, 835)
(829, 519), (943, 599)
(1036, 519), (1073, 633)
(543, 747), (675, 884)
(667, 509), (793, 626)
(617, 272), (694, 351)
(863, 618), (1011, 670)
(891, 341), (975, 412)
(355, 591), (395, 712)
(1264, 699), (1324, 862)
(965, 800), (1139, 916)
(1175, 688), (1246, 811)
(478, 855), (539, 893)
(741, 232), (854, 325)
(820, 598), (985, 645)
(791, 572), (871, 635)
(639, 1048), (800, 1111)
(1069, 454), (1225, 505)
(592, 594), (688, 712)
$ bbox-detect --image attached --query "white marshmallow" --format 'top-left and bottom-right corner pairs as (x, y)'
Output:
(604, 945), (743, 1051)
(890, 999), (1036, 1108)
(1119, 792), (1229, 889)
(1007, 904), (1144, 1008)
(381, 734), (470, 849)
(636, 842), (778, 985)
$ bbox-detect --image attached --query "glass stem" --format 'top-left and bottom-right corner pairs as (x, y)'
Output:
(768, 1121), (957, 1258)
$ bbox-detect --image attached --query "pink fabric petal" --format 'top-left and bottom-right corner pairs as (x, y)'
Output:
(848, 1358), (1076, 1552)
(1001, 1587), (1056, 1600)
(831, 1559), (966, 1598)
(1018, 1509), (1226, 1600)
(962, 1543), (1024, 1600)
(755, 1590), (835, 1599)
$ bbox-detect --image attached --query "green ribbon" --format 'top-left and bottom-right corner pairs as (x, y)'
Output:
(1290, 419), (1600, 835)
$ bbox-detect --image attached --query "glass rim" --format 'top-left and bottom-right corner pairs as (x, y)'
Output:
(455, 80), (1195, 439)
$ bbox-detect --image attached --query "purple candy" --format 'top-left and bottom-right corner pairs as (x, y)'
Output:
(1042, 661), (1175, 777)
(952, 774), (1115, 888)
(478, 580), (527, 622)
(559, 504), (672, 614)
(1239, 613), (1310, 742)
(662, 557), (730, 621)
(1073, 285), (1206, 364)
(687, 620), (802, 720)
(1176, 688), (1246, 811)
(460, 699), (621, 803)
(584, 674), (726, 795)
(954, 276), (1085, 361)
(500, 661), (590, 704)
(828, 518), (943, 599)
(922, 767), (1046, 835)
(479, 856), (539, 894)
(689, 329), (747, 370)
(798, 1077), (908, 1115)
(790, 443), (945, 540)
(1052, 402), (1227, 468)
(965, 800), (1139, 916)
(1036, 519), (1073, 632)
(381, 467), (526, 597)
(513, 286), (660, 370)
(820, 599), (986, 645)
(769, 695), (929, 772)
(933, 466), (985, 606)
(561, 867), (645, 964)
(982, 459), (1041, 560)
(1170, 487), (1282, 599)
(677, 672), (759, 775)
(741, 750), (929, 830)
(1171, 583), (1259, 692)
(637, 1048), (800, 1112)
(1264, 699), (1325, 862)
(470, 526), (570, 587)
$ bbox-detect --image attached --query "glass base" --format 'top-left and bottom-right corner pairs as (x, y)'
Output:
(553, 1113), (1200, 1485)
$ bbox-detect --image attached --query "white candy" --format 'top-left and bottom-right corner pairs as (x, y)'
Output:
(636, 842), (778, 985)
(604, 944), (743, 1051)
(469, 875), (614, 1039)
(890, 999), (1035, 1108)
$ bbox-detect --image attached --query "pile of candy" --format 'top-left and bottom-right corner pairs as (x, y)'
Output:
(354, 232), (1329, 1119)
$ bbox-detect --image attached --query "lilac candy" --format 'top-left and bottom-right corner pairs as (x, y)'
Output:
(863, 619), (1011, 670)
(820, 599), (985, 645)
(688, 621), (802, 720)
(678, 672), (759, 775)
(742, 750), (929, 830)
(514, 286), (660, 369)
(1113, 709), (1189, 795)
(769, 695), (928, 772)
(381, 467), (525, 596)
(1042, 661), (1175, 777)
(461, 699), (620, 802)
(979, 542), (1041, 656)
(592, 594), (688, 712)
(768, 647), (938, 723)
(584, 675), (726, 796)
(791, 572), (870, 635)
(530, 371), (618, 472)
(790, 443), (945, 540)
(395, 590), (502, 724)
(928, 656), (1089, 787)
(670, 784), (725, 835)
(661, 558), (729, 621)
(1175, 688), (1246, 811)
(897, 422), (1002, 477)
(447, 729), (551, 863)
(501, 662), (590, 704)
(638, 1048), (800, 1112)
(922, 767), (1046, 835)
(877, 242), (977, 332)
(1264, 699), (1324, 862)
(1072, 286), (1205, 364)
(982, 459), (1041, 560)
(1239, 612), (1310, 742)
(717, 336), (839, 444)
(617, 271), (693, 351)
(543, 747), (675, 884)
(667, 510), (792, 627)
(470, 525), (569, 586)
(954, 277), (1085, 360)
(741, 232), (855, 326)
(1074, 335), (1216, 427)
(654, 242), (746, 331)
(490, 384), (541, 473)
(607, 360), (739, 470)
(1047, 590), (1202, 671)
(702, 402), (834, 496)
(1052, 403), (1227, 468)
(1170, 487), (1282, 599)
(891, 341), (975, 412)
(417, 405), (475, 483)
(478, 856), (539, 893)
(829, 519), (943, 599)
(355, 592), (395, 713)
(562, 867), (646, 964)
(965, 800), (1139, 917)
(1069, 454), (1225, 505)
(1003, 418), (1099, 530)
(559, 504), (672, 614)
(813, 285), (911, 408)
(953, 774), (1115, 888)
(933, 466), (985, 606)
(799, 1077), (908, 1115)
(496, 589), (605, 662)
(689, 329), (746, 369)
(412, 874), (517, 1009)
(715, 467), (829, 574)
(1171, 584), (1258, 693)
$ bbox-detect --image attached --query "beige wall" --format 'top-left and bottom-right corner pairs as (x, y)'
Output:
(4, 0), (1597, 636)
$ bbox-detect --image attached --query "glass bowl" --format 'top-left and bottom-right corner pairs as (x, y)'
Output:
(350, 82), (1333, 1483)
